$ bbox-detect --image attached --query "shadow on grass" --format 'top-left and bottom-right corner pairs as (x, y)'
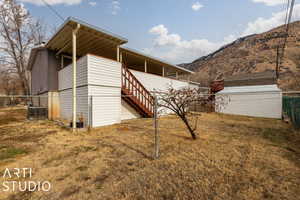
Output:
(8, 190), (33, 200)
(221, 122), (300, 167)
(115, 140), (154, 160)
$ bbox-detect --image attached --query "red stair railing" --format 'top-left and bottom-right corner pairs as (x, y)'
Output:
(121, 65), (154, 117)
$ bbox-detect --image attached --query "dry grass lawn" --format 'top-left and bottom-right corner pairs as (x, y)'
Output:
(0, 107), (299, 200)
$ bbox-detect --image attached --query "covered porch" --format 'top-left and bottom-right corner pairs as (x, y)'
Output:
(46, 17), (193, 79)
(45, 17), (195, 130)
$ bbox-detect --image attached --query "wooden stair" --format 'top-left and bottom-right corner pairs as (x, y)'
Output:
(121, 65), (154, 118)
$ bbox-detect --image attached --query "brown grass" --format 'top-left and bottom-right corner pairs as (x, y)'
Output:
(0, 107), (299, 200)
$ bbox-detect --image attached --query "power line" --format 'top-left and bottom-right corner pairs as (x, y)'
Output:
(276, 0), (295, 79)
(40, 0), (65, 22)
(284, 0), (290, 25)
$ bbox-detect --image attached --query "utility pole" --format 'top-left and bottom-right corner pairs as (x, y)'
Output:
(286, 0), (295, 33)
(276, 0), (295, 79)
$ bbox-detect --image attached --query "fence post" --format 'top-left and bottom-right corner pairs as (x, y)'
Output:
(154, 95), (159, 159)
(89, 95), (93, 128)
(38, 96), (40, 107)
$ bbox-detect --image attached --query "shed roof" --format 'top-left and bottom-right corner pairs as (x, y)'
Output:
(224, 71), (277, 87)
(218, 84), (281, 94)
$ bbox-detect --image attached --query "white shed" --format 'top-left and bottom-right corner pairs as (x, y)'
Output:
(216, 84), (282, 119)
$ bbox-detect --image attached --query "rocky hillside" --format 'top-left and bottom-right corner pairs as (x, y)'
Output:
(180, 21), (300, 90)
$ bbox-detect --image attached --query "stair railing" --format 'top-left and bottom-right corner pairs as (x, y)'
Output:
(121, 65), (154, 115)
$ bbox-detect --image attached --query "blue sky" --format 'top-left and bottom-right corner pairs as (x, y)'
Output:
(19, 0), (300, 64)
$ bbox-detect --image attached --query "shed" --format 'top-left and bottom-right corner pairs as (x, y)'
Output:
(216, 72), (282, 119)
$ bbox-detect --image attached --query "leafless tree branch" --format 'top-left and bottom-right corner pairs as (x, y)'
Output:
(156, 87), (216, 140)
(0, 0), (48, 95)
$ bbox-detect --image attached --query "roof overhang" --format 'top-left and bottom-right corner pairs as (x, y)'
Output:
(120, 47), (194, 74)
(46, 17), (128, 57)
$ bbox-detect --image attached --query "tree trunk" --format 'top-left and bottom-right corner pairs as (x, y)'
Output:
(182, 116), (197, 140)
(19, 72), (29, 95)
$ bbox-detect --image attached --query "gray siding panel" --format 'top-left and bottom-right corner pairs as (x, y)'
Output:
(48, 50), (59, 91)
(31, 49), (48, 95)
(31, 49), (59, 95)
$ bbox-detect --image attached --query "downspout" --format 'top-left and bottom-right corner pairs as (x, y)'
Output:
(72, 23), (80, 132)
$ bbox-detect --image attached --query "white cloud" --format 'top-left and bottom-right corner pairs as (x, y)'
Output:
(88, 1), (96, 6)
(252, 0), (285, 6)
(223, 34), (237, 44)
(19, 0), (83, 6)
(242, 3), (300, 35)
(149, 25), (181, 46)
(146, 3), (300, 64)
(192, 2), (203, 11)
(147, 24), (226, 63)
(111, 0), (120, 15)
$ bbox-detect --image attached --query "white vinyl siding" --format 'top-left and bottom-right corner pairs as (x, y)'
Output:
(216, 85), (282, 119)
(59, 86), (89, 125)
(121, 99), (141, 120)
(88, 55), (121, 87)
(129, 70), (199, 115)
(89, 85), (121, 127)
(189, 82), (200, 90)
(130, 69), (190, 92)
(87, 55), (121, 127)
(58, 54), (121, 127)
(58, 56), (88, 91)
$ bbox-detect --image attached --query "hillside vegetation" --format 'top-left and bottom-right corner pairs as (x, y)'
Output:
(180, 21), (300, 90)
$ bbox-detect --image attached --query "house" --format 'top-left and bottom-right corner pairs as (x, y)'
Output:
(27, 17), (198, 127)
(215, 71), (282, 119)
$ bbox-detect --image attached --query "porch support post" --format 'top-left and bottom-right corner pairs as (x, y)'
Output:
(72, 23), (80, 132)
(144, 60), (147, 73)
(117, 46), (120, 62)
(120, 52), (123, 63)
(60, 55), (64, 69)
(162, 67), (165, 77)
(187, 75), (191, 82)
(176, 71), (178, 79)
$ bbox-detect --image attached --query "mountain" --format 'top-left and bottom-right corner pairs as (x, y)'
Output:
(180, 21), (300, 90)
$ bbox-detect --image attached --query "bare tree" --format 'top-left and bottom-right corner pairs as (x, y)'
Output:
(157, 87), (214, 140)
(0, 0), (47, 95)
